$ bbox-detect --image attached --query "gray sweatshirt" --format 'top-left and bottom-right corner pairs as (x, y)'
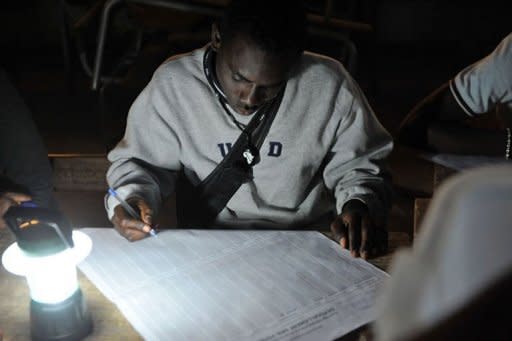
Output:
(106, 46), (393, 228)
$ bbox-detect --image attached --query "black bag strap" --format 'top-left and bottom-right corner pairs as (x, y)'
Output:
(178, 86), (284, 226)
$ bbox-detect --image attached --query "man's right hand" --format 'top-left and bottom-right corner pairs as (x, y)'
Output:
(0, 192), (32, 229)
(111, 197), (154, 242)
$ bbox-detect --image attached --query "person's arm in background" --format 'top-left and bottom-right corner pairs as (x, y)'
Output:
(105, 72), (180, 242)
(398, 33), (512, 157)
(326, 73), (393, 259)
(0, 68), (56, 211)
(398, 82), (509, 156)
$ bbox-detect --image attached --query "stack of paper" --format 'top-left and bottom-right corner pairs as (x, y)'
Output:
(79, 228), (388, 340)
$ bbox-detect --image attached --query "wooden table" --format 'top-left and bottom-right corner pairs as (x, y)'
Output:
(413, 163), (458, 236)
(0, 228), (140, 341)
(0, 228), (409, 340)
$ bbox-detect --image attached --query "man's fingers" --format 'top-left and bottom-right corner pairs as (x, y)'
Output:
(330, 218), (348, 249)
(134, 219), (152, 234)
(120, 227), (146, 242)
(137, 200), (154, 226)
(340, 236), (347, 249)
(117, 217), (147, 242)
(359, 216), (373, 260)
(347, 216), (361, 258)
(112, 205), (148, 242)
(360, 222), (369, 259)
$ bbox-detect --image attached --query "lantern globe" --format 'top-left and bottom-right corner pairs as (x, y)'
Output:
(1, 206), (93, 341)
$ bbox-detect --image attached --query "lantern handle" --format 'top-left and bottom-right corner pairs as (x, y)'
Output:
(47, 222), (74, 249)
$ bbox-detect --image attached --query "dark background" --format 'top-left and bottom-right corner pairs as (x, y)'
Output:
(1, 1), (509, 145)
(0, 0), (510, 229)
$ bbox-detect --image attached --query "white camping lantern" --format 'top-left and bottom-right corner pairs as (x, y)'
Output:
(1, 204), (93, 340)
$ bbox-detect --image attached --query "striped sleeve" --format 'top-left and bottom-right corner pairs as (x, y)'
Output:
(449, 78), (477, 117)
(450, 32), (512, 117)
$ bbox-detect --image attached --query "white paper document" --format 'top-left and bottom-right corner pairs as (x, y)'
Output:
(78, 228), (388, 341)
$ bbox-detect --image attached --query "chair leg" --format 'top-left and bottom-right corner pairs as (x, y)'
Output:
(58, 0), (74, 92)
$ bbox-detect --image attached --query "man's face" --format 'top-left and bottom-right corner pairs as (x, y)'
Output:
(214, 33), (293, 116)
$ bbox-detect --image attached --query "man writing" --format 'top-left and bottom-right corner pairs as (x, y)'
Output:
(106, 0), (392, 259)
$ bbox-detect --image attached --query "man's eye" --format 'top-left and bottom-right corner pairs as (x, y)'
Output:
(232, 74), (245, 82)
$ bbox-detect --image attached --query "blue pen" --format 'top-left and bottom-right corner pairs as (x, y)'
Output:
(20, 201), (38, 208)
(108, 188), (157, 237)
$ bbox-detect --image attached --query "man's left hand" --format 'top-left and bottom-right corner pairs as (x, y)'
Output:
(330, 200), (383, 259)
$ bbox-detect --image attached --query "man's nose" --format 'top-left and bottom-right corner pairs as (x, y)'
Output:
(241, 85), (263, 108)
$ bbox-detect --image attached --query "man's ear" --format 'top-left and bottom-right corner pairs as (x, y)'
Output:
(211, 23), (222, 51)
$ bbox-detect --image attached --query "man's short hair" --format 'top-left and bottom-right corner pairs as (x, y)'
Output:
(219, 0), (306, 60)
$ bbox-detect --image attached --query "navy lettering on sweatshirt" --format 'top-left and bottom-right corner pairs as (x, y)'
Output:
(217, 142), (283, 158)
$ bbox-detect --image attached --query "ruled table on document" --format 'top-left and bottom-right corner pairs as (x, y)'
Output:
(79, 228), (388, 341)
